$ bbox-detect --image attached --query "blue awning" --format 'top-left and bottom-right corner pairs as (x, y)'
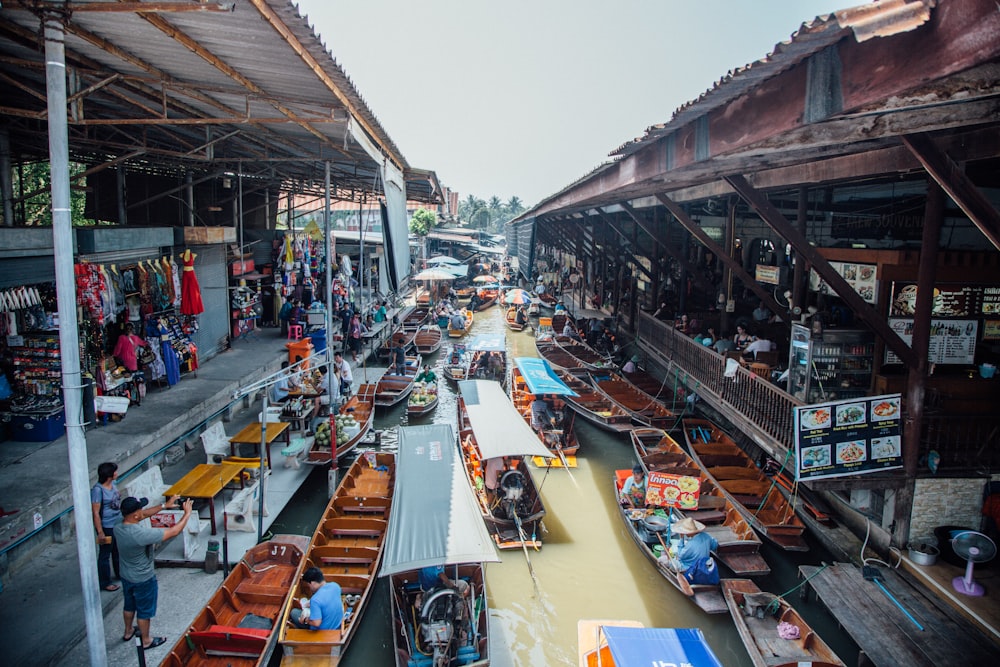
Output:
(468, 334), (506, 352)
(602, 627), (723, 667)
(514, 357), (578, 397)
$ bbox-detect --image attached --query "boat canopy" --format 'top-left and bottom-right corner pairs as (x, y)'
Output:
(380, 424), (500, 577)
(514, 357), (578, 397)
(468, 334), (506, 353)
(601, 626), (723, 667)
(459, 380), (554, 459)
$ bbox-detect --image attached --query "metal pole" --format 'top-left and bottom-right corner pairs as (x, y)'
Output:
(0, 127), (14, 226)
(325, 162), (334, 383)
(257, 391), (267, 542)
(44, 9), (108, 665)
(185, 171), (194, 227)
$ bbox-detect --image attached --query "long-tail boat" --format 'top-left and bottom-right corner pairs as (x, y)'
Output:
(466, 334), (508, 387)
(630, 428), (770, 576)
(622, 368), (676, 402)
(505, 306), (525, 332)
(551, 335), (613, 369)
(306, 384), (376, 464)
(472, 289), (498, 311)
(448, 309), (474, 338)
(510, 357), (580, 464)
(276, 452), (395, 664)
(722, 579), (845, 667)
(374, 355), (422, 409)
(381, 424), (499, 667)
(551, 367), (632, 434)
(684, 417), (809, 551)
(536, 337), (588, 370)
(161, 535), (309, 667)
(577, 622), (724, 667)
(406, 379), (438, 417)
(457, 380), (554, 549)
(587, 370), (676, 429)
(613, 469), (727, 614)
(443, 343), (469, 385)
(413, 324), (443, 355)
(401, 308), (431, 331)
(376, 329), (416, 361)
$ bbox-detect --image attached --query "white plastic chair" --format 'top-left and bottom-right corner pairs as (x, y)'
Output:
(225, 479), (267, 532)
(200, 421), (231, 464)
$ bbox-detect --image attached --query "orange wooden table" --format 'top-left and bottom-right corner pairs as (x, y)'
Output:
(164, 462), (244, 535)
(228, 421), (291, 469)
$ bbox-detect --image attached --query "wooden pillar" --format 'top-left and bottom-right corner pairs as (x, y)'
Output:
(893, 180), (944, 547)
(721, 201), (735, 334)
(792, 187), (809, 313)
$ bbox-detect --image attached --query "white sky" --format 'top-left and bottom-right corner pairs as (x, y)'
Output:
(294, 1), (850, 207)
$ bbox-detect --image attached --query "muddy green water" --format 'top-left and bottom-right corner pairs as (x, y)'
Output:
(264, 306), (860, 666)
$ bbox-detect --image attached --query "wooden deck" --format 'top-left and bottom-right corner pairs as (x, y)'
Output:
(799, 562), (999, 666)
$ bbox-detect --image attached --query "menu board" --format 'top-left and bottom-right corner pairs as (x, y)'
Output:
(890, 282), (984, 317)
(809, 262), (877, 304)
(982, 287), (1000, 315)
(983, 320), (1000, 342)
(645, 471), (701, 510)
(794, 393), (903, 481)
(884, 318), (978, 365)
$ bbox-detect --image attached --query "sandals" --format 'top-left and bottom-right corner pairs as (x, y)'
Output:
(103, 584), (120, 592)
(142, 637), (167, 650)
(122, 627), (139, 642)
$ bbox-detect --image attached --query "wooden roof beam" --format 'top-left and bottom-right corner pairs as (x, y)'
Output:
(592, 208), (655, 282)
(3, 1), (235, 13)
(724, 174), (917, 367)
(620, 201), (715, 297)
(901, 132), (1000, 252)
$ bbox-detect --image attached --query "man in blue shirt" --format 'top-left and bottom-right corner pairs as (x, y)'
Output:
(269, 361), (291, 403)
(292, 567), (343, 630)
(661, 517), (718, 576)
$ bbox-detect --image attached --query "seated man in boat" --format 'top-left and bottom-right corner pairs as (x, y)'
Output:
(468, 292), (482, 311)
(530, 396), (558, 432)
(487, 352), (504, 377)
(659, 518), (719, 580)
(619, 465), (647, 508)
(414, 364), (437, 384)
(515, 306), (528, 327)
(554, 299), (566, 313)
(562, 320), (581, 341)
(291, 567), (343, 631)
(450, 311), (466, 331)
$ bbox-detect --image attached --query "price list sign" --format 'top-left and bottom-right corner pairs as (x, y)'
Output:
(794, 393), (903, 481)
(645, 471), (701, 510)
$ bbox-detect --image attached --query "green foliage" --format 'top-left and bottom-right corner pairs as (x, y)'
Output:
(8, 161), (90, 226)
(409, 207), (437, 236)
(457, 193), (527, 232)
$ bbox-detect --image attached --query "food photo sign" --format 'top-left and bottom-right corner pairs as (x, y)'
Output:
(646, 471), (701, 510)
(794, 393), (903, 481)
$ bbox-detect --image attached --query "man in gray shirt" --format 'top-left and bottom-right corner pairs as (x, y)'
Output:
(115, 495), (193, 650)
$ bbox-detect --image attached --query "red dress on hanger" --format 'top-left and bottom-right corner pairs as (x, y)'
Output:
(180, 249), (204, 315)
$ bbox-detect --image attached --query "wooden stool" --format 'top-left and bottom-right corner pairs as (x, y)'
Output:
(750, 362), (772, 379)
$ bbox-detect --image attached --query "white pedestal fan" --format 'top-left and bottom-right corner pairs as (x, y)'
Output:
(951, 531), (996, 597)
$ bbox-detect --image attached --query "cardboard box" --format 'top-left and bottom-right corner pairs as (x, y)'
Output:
(230, 259), (255, 276)
(183, 227), (236, 245)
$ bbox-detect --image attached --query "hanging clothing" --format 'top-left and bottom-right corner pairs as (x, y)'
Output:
(180, 249), (205, 315)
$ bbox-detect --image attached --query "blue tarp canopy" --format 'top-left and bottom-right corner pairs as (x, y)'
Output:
(514, 357), (578, 397)
(468, 334), (506, 353)
(380, 424), (499, 577)
(602, 627), (723, 667)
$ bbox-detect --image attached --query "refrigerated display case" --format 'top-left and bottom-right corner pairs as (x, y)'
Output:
(788, 324), (874, 403)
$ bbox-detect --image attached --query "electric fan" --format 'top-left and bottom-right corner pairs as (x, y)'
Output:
(951, 531), (996, 596)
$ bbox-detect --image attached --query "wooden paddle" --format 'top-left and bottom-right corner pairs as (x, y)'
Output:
(512, 512), (540, 590)
(654, 531), (695, 597)
(545, 430), (579, 488)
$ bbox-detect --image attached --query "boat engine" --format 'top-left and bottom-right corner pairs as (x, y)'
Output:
(420, 588), (461, 667)
(499, 469), (530, 521)
(638, 514), (669, 545)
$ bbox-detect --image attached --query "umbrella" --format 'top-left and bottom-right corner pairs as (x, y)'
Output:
(412, 268), (457, 282)
(504, 288), (533, 305)
(472, 274), (498, 283)
(427, 255), (462, 266)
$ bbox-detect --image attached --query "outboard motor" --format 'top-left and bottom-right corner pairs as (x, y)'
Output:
(638, 514), (670, 545)
(420, 588), (460, 667)
(499, 469), (528, 521)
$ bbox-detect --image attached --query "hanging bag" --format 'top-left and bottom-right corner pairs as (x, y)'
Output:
(684, 556), (719, 585)
(136, 338), (156, 366)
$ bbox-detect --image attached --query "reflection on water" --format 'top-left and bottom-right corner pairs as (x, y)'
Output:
(269, 306), (858, 666)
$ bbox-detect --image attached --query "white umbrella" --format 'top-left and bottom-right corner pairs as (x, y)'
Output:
(412, 268), (457, 281)
(427, 256), (462, 266)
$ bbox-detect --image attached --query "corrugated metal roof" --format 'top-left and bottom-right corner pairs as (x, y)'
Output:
(0, 0), (440, 203)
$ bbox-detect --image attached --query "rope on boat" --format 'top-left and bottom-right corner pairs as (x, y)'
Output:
(765, 562), (830, 616)
(752, 448), (792, 522)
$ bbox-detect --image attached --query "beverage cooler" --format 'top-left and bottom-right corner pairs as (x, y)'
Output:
(788, 324), (874, 403)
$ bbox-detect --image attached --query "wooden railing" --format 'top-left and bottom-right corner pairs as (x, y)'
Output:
(637, 313), (801, 454)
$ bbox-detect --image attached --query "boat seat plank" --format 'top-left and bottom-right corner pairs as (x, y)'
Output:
(708, 466), (761, 480)
(686, 510), (727, 525)
(282, 628), (343, 644)
(233, 582), (287, 604)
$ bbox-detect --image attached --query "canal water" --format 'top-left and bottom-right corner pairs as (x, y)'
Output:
(264, 306), (861, 666)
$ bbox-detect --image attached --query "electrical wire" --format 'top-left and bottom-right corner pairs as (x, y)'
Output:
(861, 517), (903, 569)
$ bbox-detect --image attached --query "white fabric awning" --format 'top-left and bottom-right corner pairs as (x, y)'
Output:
(458, 380), (554, 459)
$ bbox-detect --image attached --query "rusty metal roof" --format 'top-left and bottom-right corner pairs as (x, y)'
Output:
(0, 0), (440, 203)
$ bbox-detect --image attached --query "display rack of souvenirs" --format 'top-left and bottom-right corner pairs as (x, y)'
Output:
(148, 314), (198, 385)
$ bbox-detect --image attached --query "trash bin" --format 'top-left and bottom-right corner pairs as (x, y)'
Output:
(308, 329), (327, 354)
(286, 339), (313, 370)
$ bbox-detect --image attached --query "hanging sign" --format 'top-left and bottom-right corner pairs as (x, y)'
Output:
(794, 393), (903, 481)
(645, 471), (701, 510)
(884, 319), (978, 365)
(755, 265), (782, 285)
(809, 262), (877, 303)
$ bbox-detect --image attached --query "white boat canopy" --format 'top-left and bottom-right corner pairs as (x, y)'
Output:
(458, 380), (555, 460)
(380, 424), (500, 577)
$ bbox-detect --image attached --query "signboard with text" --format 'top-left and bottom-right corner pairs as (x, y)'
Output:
(884, 319), (978, 365)
(794, 393), (903, 481)
(645, 471), (701, 510)
(809, 262), (877, 303)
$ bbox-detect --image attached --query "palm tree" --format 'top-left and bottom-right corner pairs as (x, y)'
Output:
(506, 196), (523, 216)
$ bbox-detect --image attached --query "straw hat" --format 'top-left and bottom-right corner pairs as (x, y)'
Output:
(672, 517), (706, 535)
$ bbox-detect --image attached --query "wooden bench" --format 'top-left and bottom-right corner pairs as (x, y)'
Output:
(187, 625), (269, 658)
(234, 582), (287, 604)
(282, 628), (342, 644)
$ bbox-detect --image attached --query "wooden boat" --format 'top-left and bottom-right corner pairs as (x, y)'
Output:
(577, 619), (644, 667)
(443, 343), (469, 384)
(376, 328), (416, 361)
(413, 324), (443, 355)
(277, 452), (395, 663)
(414, 287), (431, 307)
(622, 368), (674, 402)
(454, 286), (476, 301)
(551, 368), (632, 434)
(505, 306), (526, 332)
(161, 535), (309, 667)
(466, 334), (508, 387)
(551, 312), (574, 335)
(374, 354), (422, 409)
(578, 621), (724, 667)
(613, 471), (727, 614)
(471, 290), (498, 311)
(510, 358), (581, 460)
(458, 380), (554, 549)
(447, 309), (474, 338)
(630, 428), (770, 576)
(536, 338), (587, 370)
(552, 335), (613, 369)
(537, 292), (558, 309)
(307, 384), (376, 464)
(383, 424), (498, 667)
(684, 417), (809, 551)
(588, 371), (676, 429)
(722, 579), (845, 667)
(406, 380), (438, 417)
(402, 308), (430, 331)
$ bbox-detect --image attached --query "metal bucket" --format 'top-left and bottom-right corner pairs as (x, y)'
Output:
(907, 538), (939, 566)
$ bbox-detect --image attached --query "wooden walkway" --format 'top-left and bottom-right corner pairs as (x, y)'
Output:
(799, 562), (1000, 666)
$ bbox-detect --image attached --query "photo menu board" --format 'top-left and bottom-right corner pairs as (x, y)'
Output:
(884, 319), (978, 365)
(809, 262), (877, 304)
(645, 471), (701, 510)
(794, 393), (903, 481)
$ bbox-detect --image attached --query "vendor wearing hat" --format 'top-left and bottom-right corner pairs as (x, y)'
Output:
(622, 354), (639, 373)
(619, 465), (647, 508)
(664, 517), (718, 574)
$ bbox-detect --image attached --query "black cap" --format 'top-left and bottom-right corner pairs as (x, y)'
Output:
(120, 496), (149, 516)
(632, 465), (644, 475)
